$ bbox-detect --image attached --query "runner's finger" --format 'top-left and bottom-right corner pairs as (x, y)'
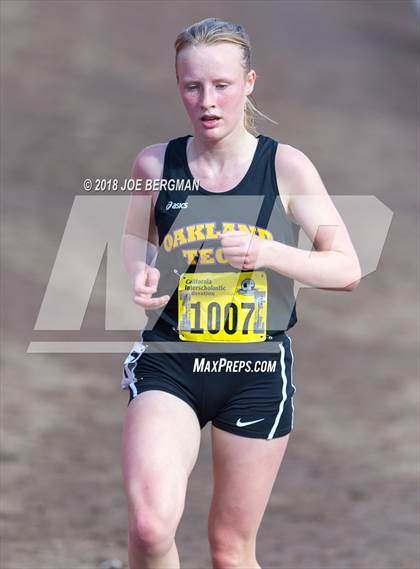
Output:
(221, 245), (247, 255)
(220, 234), (249, 245)
(134, 283), (157, 294)
(147, 267), (160, 287)
(220, 230), (249, 237)
(134, 294), (170, 308)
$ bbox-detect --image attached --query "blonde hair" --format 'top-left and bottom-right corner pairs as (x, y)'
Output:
(174, 17), (278, 136)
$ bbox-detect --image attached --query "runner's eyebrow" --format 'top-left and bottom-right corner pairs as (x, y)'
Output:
(183, 78), (231, 84)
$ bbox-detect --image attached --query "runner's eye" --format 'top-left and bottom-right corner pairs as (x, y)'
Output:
(186, 84), (228, 91)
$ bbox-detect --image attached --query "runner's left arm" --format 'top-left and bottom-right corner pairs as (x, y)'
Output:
(267, 145), (361, 291)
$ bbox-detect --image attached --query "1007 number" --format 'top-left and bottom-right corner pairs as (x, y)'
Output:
(189, 301), (255, 335)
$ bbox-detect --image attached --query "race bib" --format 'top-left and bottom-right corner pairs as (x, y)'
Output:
(177, 271), (267, 342)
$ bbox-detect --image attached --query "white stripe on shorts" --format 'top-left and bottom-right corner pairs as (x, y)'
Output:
(121, 335), (147, 390)
(129, 381), (138, 398)
(286, 333), (296, 430)
(267, 341), (289, 439)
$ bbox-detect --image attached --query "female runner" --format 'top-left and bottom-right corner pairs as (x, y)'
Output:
(121, 17), (361, 569)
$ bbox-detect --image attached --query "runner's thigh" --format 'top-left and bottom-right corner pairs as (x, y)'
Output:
(209, 427), (290, 538)
(122, 390), (201, 527)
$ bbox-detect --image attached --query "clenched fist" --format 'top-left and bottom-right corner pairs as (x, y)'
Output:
(219, 230), (270, 270)
(133, 267), (170, 309)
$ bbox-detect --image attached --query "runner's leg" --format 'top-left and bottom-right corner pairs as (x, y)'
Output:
(208, 427), (290, 569)
(122, 390), (201, 569)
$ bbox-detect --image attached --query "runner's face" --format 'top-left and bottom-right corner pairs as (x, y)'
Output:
(176, 43), (255, 137)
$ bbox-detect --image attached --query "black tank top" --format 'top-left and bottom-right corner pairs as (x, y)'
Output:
(143, 134), (300, 340)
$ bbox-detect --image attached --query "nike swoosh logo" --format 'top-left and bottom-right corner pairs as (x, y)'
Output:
(236, 418), (265, 427)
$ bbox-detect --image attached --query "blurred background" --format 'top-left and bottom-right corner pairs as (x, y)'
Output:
(1, 1), (419, 568)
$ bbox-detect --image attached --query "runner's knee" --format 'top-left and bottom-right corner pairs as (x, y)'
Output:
(209, 527), (257, 568)
(128, 509), (176, 556)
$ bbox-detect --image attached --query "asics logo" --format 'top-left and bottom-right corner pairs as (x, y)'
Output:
(236, 418), (265, 427)
(166, 201), (188, 210)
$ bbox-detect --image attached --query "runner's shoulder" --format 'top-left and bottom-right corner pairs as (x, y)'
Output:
(274, 142), (324, 196)
(132, 142), (169, 180)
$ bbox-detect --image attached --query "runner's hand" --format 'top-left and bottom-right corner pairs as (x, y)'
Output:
(133, 267), (170, 309)
(219, 230), (269, 270)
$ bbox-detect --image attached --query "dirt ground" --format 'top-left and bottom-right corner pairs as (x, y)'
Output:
(1, 1), (419, 568)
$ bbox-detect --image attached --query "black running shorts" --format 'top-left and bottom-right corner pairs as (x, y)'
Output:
(122, 330), (296, 440)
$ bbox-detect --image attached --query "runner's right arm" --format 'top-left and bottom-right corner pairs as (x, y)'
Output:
(121, 145), (170, 309)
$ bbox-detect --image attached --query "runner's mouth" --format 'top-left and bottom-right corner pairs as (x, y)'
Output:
(200, 116), (221, 127)
(200, 114), (220, 120)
